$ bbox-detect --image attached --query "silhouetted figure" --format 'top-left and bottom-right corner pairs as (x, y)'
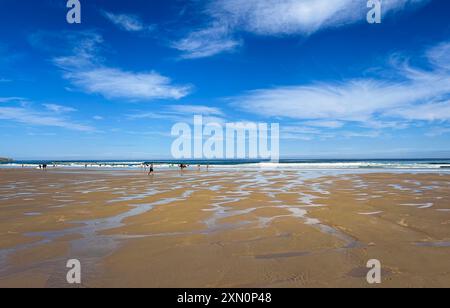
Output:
(148, 163), (154, 175)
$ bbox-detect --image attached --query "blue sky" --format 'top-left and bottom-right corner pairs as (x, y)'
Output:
(0, 0), (450, 160)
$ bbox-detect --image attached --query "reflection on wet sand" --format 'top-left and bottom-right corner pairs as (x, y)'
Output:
(0, 168), (449, 287)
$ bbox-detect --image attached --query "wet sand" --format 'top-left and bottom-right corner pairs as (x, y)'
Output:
(0, 168), (449, 288)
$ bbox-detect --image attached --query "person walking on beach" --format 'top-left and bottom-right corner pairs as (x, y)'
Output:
(148, 163), (154, 175)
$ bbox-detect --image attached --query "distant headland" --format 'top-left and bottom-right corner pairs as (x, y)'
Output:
(0, 157), (12, 163)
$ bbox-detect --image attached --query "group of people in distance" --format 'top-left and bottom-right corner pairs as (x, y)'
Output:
(143, 163), (209, 175)
(33, 162), (209, 173)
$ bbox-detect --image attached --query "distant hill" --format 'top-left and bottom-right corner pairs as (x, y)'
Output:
(0, 157), (12, 163)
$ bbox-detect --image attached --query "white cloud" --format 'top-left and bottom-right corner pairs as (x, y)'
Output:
(93, 115), (104, 120)
(128, 104), (227, 124)
(53, 33), (192, 101)
(43, 104), (77, 113)
(232, 42), (450, 125)
(426, 127), (450, 137)
(59, 67), (192, 101)
(361, 120), (410, 130)
(172, 23), (241, 59)
(280, 124), (344, 140)
(174, 0), (428, 58)
(102, 11), (154, 32)
(341, 130), (381, 138)
(167, 104), (224, 116)
(282, 125), (322, 135)
(127, 111), (179, 121)
(127, 104), (228, 125)
(233, 79), (449, 121)
(0, 105), (93, 132)
(281, 133), (314, 141)
(426, 42), (450, 70)
(389, 101), (450, 121)
(302, 120), (344, 128)
(0, 97), (26, 103)
(210, 0), (426, 35)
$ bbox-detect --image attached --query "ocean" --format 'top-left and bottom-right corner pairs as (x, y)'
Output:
(1, 159), (450, 170)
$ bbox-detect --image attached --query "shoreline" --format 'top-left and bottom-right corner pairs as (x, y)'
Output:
(1, 158), (450, 171)
(2, 165), (450, 174)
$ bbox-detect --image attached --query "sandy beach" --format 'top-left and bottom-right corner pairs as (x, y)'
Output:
(0, 167), (449, 288)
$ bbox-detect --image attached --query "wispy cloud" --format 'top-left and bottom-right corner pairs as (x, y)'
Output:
(426, 127), (450, 137)
(49, 32), (192, 101)
(172, 23), (241, 59)
(43, 103), (77, 113)
(210, 0), (427, 35)
(280, 124), (382, 141)
(426, 41), (450, 70)
(280, 124), (363, 140)
(57, 66), (192, 101)
(128, 104), (226, 124)
(173, 0), (428, 58)
(0, 97), (26, 103)
(232, 41), (450, 129)
(302, 120), (345, 129)
(167, 104), (224, 116)
(389, 101), (450, 121)
(0, 99), (93, 132)
(102, 11), (155, 33)
(280, 125), (322, 140)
